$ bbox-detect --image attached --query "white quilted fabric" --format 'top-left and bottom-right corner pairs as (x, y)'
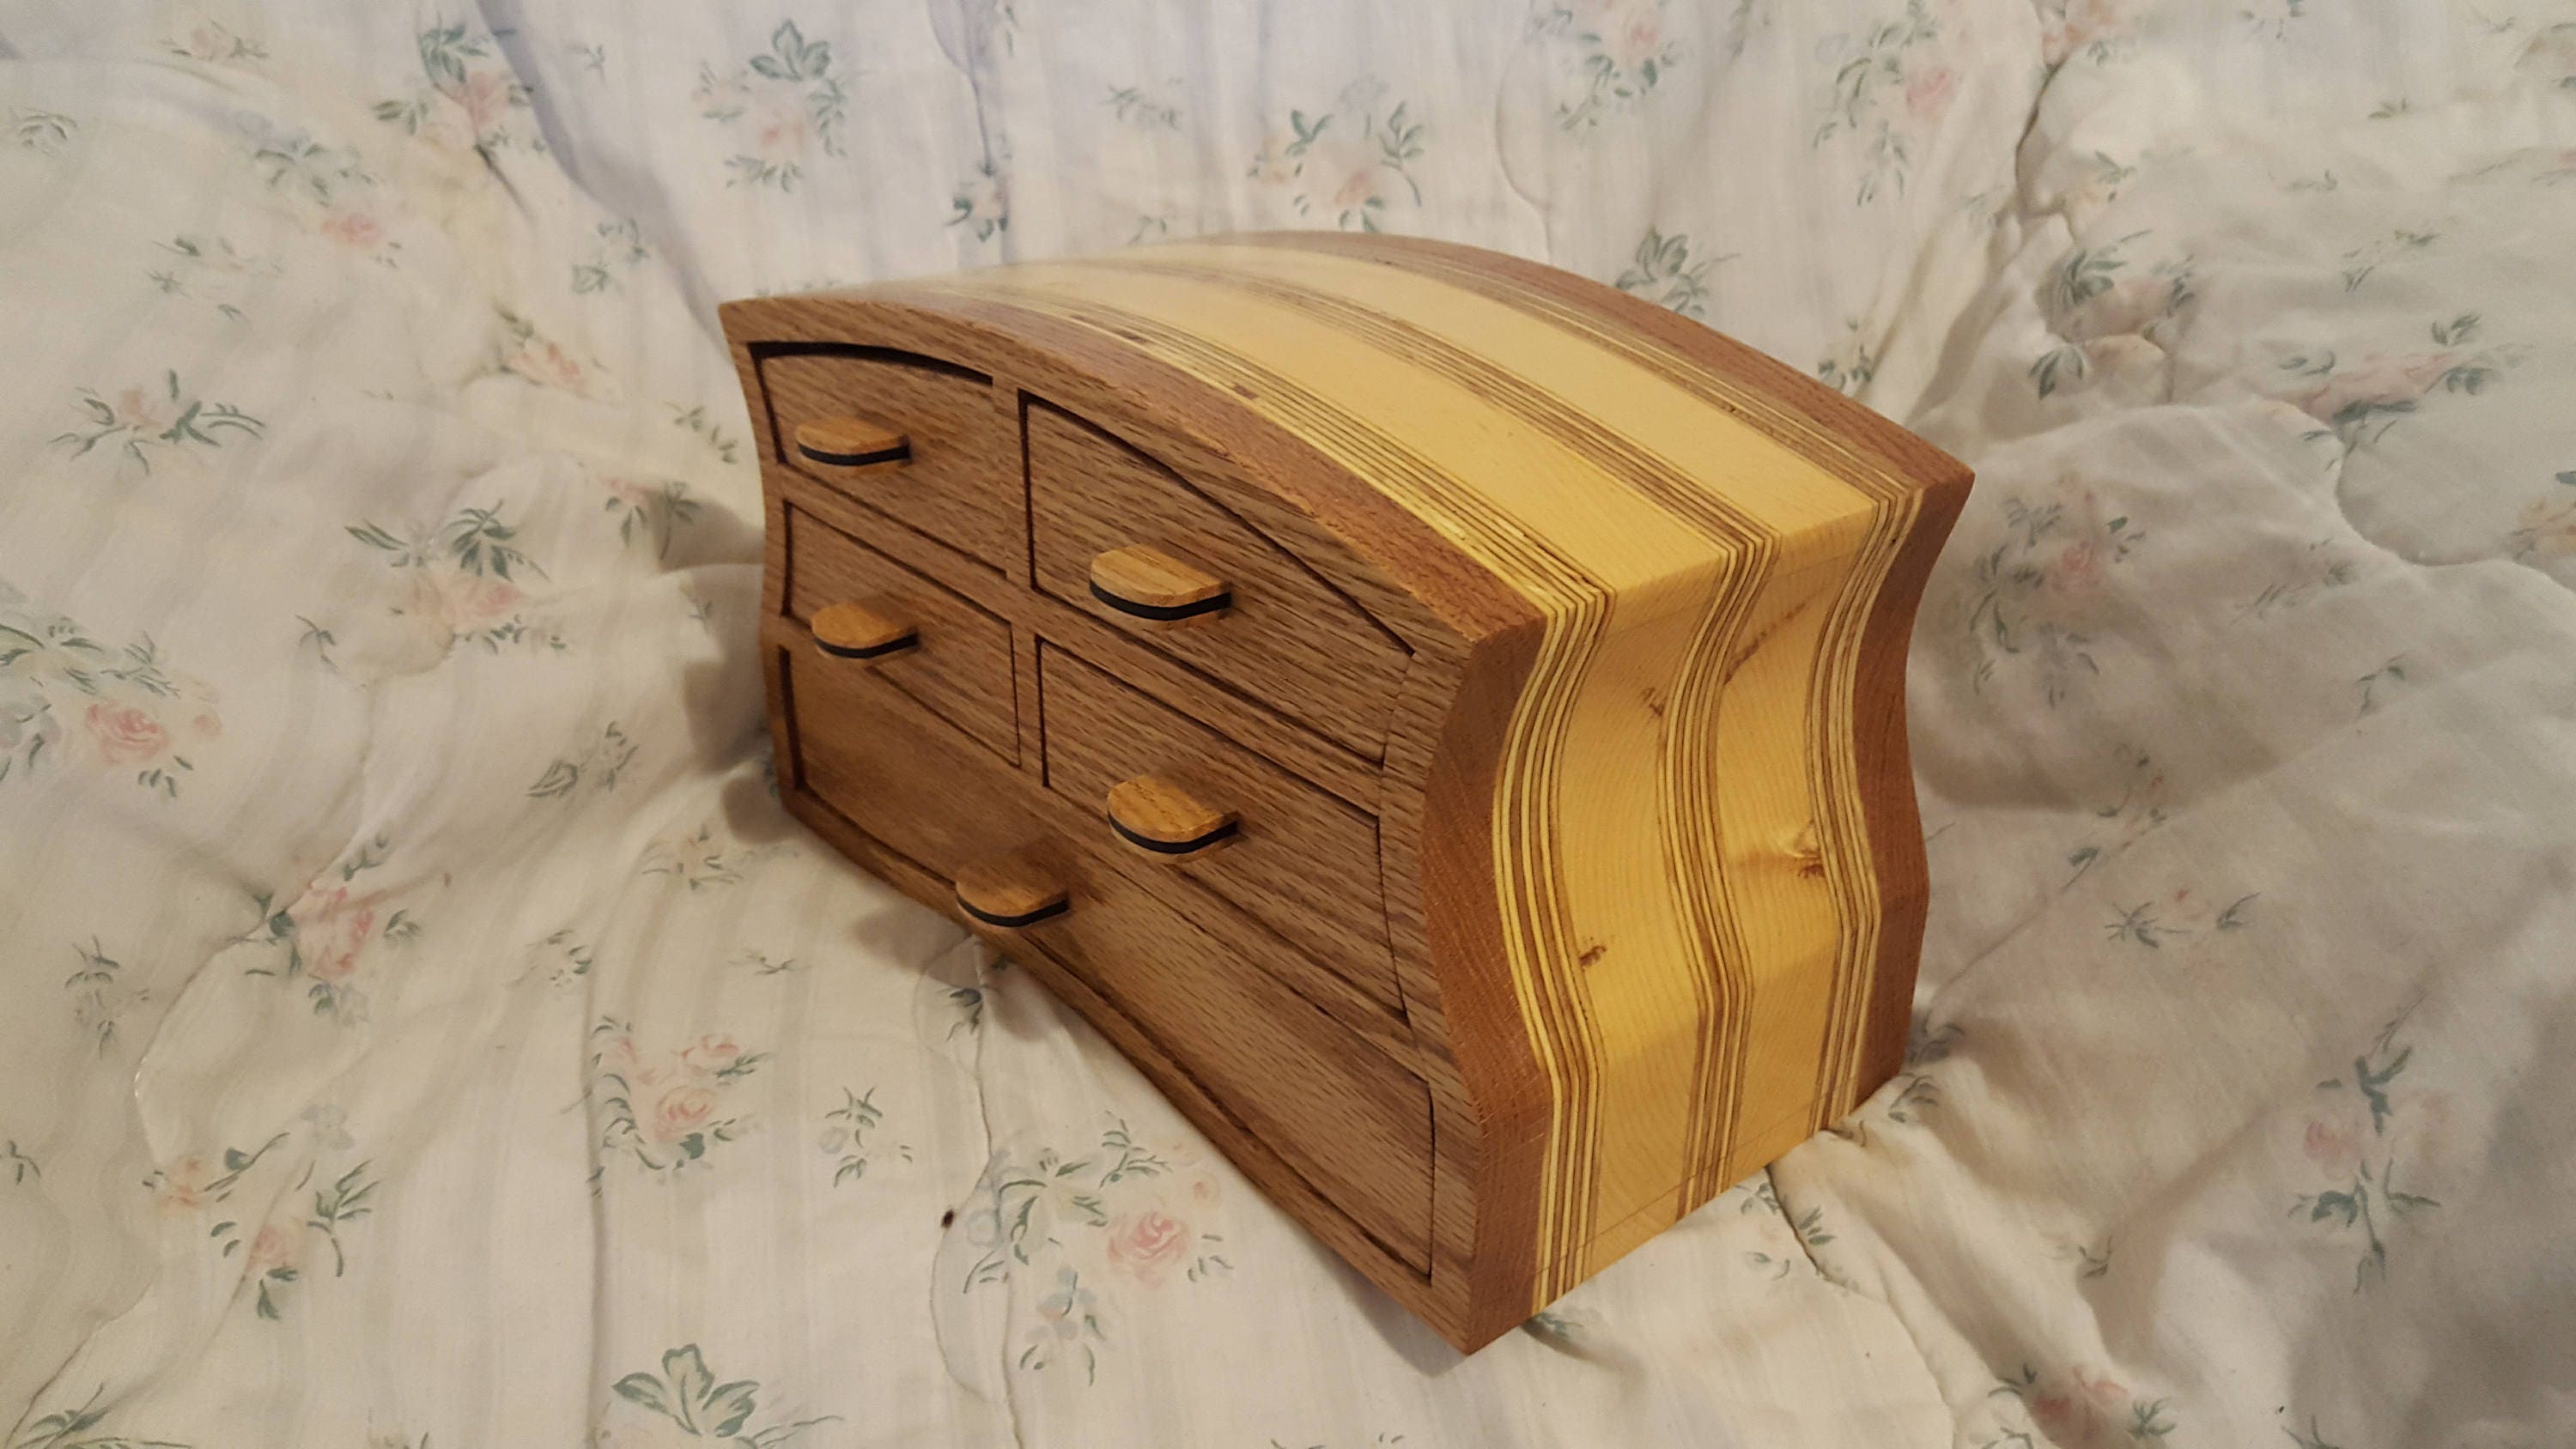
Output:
(3, 3), (2573, 1445)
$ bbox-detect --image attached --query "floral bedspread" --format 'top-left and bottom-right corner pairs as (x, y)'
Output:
(4, 2), (2574, 1446)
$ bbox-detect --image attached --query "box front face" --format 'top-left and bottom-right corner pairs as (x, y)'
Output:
(726, 288), (1467, 1341)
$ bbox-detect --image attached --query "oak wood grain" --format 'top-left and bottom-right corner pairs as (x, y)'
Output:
(1042, 646), (1397, 1009)
(951, 853), (1069, 928)
(792, 414), (908, 468)
(1028, 400), (1409, 760)
(785, 506), (1017, 761)
(1087, 543), (1230, 624)
(758, 348), (1017, 570)
(1103, 774), (1238, 860)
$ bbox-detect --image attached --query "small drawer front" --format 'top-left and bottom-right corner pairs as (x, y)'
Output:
(787, 508), (1016, 761)
(1012, 849), (1435, 1273)
(760, 348), (1014, 567)
(1026, 402), (1406, 761)
(1041, 646), (1397, 1009)
(784, 641), (1040, 882)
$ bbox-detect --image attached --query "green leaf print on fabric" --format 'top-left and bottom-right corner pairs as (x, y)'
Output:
(2038, 0), (2136, 73)
(597, 475), (702, 559)
(2065, 745), (2167, 884)
(574, 219), (651, 294)
(1814, 0), (1951, 204)
(958, 1119), (1235, 1384)
(639, 822), (779, 886)
(694, 21), (850, 191)
(1, 586), (222, 797)
(1988, 1362), (2177, 1446)
(821, 1087), (911, 1185)
(1020, 1267), (1107, 1381)
(588, 1023), (769, 1182)
(235, 107), (403, 259)
(1614, 228), (1728, 319)
(348, 503), (563, 656)
(373, 20), (540, 159)
(2340, 227), (2438, 293)
(2292, 1003), (2445, 1289)
(949, 155), (1009, 242)
(494, 307), (607, 397)
(609, 1344), (836, 1444)
(1534, 0), (1686, 133)
(2053, 1235), (2114, 1280)
(237, 835), (422, 1021)
(1961, 492), (2142, 706)
(163, 18), (266, 64)
(66, 938), (144, 1053)
(9, 107), (76, 155)
(1249, 82), (1427, 233)
(2275, 312), (2520, 450)
(1815, 319), (1880, 396)
(1105, 83), (1182, 130)
(148, 235), (279, 323)
(526, 725), (636, 803)
(670, 403), (745, 466)
(2510, 468), (2576, 562)
(1877, 1018), (1959, 1130)
(9, 1385), (192, 1449)
(146, 1133), (285, 1214)
(55, 372), (264, 475)
(216, 1159), (380, 1321)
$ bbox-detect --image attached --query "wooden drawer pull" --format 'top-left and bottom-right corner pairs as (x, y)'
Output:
(794, 415), (911, 468)
(811, 598), (918, 663)
(953, 857), (1069, 930)
(1106, 774), (1238, 863)
(1088, 544), (1231, 626)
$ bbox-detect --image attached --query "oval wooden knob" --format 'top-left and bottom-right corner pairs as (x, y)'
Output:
(811, 598), (918, 663)
(1087, 544), (1231, 627)
(793, 415), (910, 469)
(953, 857), (1068, 930)
(1105, 775), (1238, 863)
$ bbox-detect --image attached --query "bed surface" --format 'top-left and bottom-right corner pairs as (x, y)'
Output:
(4, 3), (2573, 1445)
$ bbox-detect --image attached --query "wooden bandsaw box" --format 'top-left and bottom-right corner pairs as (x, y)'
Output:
(720, 234), (1968, 1352)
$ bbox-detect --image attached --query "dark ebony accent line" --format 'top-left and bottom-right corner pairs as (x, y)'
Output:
(955, 893), (1068, 930)
(1088, 579), (1232, 622)
(798, 441), (910, 468)
(815, 631), (918, 660)
(1109, 814), (1238, 857)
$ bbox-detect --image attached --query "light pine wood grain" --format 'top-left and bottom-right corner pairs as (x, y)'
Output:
(722, 233), (1969, 1353)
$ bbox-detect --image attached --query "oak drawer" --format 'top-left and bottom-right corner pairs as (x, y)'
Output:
(785, 508), (1017, 761)
(1026, 401), (1406, 761)
(993, 846), (1434, 1274)
(759, 347), (1014, 567)
(781, 659), (1434, 1274)
(1039, 645), (1397, 1009)
(783, 640), (1041, 885)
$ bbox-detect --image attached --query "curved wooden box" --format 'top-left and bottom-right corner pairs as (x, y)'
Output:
(720, 234), (1969, 1352)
